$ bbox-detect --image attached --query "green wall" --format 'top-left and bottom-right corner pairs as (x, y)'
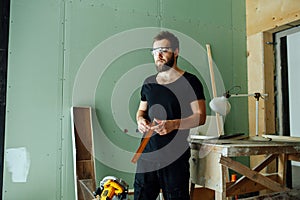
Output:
(3, 0), (247, 199)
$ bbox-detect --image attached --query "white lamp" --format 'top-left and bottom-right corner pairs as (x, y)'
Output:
(209, 92), (270, 140)
(209, 96), (231, 116)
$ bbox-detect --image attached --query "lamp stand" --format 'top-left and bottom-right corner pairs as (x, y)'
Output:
(228, 93), (270, 141)
(248, 93), (271, 141)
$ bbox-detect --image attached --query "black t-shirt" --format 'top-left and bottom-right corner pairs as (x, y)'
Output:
(140, 71), (205, 157)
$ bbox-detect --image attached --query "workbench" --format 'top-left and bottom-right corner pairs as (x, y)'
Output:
(189, 136), (300, 200)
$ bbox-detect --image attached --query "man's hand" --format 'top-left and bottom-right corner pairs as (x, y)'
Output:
(151, 118), (179, 135)
(137, 117), (151, 134)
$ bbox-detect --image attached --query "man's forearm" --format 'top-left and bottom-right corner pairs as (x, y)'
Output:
(174, 113), (206, 130)
(136, 110), (147, 122)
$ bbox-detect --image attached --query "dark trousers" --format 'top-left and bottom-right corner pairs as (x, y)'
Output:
(133, 157), (190, 200)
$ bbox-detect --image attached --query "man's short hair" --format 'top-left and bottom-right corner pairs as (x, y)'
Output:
(153, 31), (179, 50)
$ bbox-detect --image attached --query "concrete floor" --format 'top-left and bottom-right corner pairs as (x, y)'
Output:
(240, 189), (300, 200)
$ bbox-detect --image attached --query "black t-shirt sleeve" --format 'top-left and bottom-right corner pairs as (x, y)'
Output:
(140, 75), (155, 101)
(141, 84), (147, 101)
(186, 73), (205, 101)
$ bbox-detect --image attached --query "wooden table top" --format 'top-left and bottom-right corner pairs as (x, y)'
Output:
(190, 137), (300, 157)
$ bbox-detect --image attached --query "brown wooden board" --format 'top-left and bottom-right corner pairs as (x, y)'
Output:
(220, 156), (289, 192)
(191, 139), (300, 157)
(72, 106), (96, 200)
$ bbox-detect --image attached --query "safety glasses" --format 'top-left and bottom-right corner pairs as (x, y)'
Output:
(150, 47), (173, 56)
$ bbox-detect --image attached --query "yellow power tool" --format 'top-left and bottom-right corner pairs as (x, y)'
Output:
(94, 176), (129, 200)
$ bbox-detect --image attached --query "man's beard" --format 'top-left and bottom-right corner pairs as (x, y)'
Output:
(156, 53), (175, 72)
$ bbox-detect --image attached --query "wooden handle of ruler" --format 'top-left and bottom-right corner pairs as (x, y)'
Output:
(131, 122), (155, 163)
